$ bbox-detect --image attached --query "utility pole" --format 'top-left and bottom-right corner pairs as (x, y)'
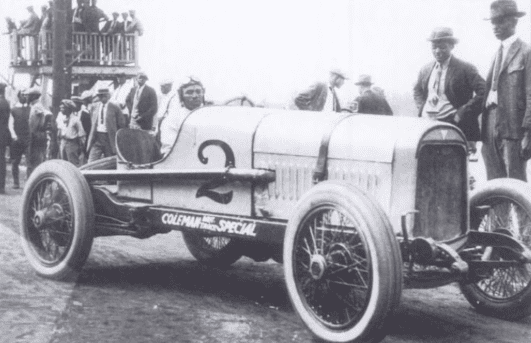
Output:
(51, 0), (72, 114)
(50, 0), (72, 158)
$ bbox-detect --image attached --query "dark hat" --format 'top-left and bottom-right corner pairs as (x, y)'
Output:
(61, 99), (77, 111)
(96, 88), (110, 96)
(330, 68), (349, 80)
(354, 74), (373, 86)
(485, 0), (526, 20)
(427, 27), (459, 44)
(112, 12), (119, 16)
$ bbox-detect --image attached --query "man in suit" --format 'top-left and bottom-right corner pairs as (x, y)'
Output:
(8, 90), (30, 189)
(87, 88), (125, 162)
(414, 27), (486, 154)
(482, 0), (531, 181)
(294, 69), (348, 112)
(126, 71), (158, 131)
(352, 75), (393, 115)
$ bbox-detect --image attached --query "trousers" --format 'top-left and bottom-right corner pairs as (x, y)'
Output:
(481, 107), (527, 181)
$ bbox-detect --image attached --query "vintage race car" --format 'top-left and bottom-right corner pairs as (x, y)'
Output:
(20, 107), (531, 343)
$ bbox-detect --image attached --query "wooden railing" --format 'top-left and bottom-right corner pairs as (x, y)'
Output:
(10, 31), (139, 67)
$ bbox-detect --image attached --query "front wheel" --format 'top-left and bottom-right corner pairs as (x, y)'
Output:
(460, 179), (531, 320)
(284, 182), (402, 343)
(20, 160), (95, 280)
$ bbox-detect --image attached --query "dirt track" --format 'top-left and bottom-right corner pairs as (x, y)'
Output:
(1, 163), (531, 343)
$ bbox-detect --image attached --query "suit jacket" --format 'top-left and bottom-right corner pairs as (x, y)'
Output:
(294, 82), (340, 112)
(87, 101), (125, 154)
(126, 85), (158, 130)
(414, 56), (486, 141)
(0, 97), (10, 147)
(354, 89), (393, 115)
(482, 38), (531, 140)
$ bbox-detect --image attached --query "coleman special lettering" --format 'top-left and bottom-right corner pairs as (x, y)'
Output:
(161, 212), (257, 237)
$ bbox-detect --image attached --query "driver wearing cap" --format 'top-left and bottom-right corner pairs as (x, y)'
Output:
(158, 77), (205, 156)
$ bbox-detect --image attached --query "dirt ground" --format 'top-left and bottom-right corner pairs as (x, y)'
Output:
(1, 162), (531, 343)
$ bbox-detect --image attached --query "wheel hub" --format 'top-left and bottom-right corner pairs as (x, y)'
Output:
(33, 204), (64, 229)
(310, 255), (327, 280)
(33, 211), (46, 228)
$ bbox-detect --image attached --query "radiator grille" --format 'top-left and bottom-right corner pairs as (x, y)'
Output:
(415, 145), (467, 241)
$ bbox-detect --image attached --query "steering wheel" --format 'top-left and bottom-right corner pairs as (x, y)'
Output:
(223, 96), (255, 107)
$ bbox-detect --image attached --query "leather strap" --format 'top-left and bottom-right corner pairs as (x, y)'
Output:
(312, 114), (354, 184)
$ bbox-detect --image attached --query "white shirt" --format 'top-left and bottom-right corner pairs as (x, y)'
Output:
(323, 86), (335, 111)
(96, 102), (109, 133)
(155, 91), (178, 130)
(486, 34), (519, 107)
(159, 106), (192, 156)
(111, 82), (132, 114)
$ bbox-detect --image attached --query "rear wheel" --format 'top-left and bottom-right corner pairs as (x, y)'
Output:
(460, 179), (531, 320)
(182, 232), (243, 267)
(20, 160), (95, 280)
(284, 182), (402, 343)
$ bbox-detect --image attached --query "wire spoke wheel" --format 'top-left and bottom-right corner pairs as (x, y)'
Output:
(461, 179), (531, 320)
(26, 177), (74, 266)
(284, 182), (402, 343)
(475, 198), (531, 299)
(21, 160), (94, 280)
(293, 206), (372, 329)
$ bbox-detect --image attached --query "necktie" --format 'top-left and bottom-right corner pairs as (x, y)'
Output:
(492, 44), (503, 91)
(330, 87), (339, 112)
(100, 104), (104, 124)
(433, 63), (442, 96)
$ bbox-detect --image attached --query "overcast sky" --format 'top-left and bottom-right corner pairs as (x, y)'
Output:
(0, 0), (530, 109)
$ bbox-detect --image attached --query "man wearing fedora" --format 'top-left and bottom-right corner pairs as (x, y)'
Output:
(126, 71), (158, 131)
(414, 27), (486, 155)
(482, 0), (531, 181)
(87, 88), (126, 163)
(294, 69), (348, 112)
(351, 75), (393, 115)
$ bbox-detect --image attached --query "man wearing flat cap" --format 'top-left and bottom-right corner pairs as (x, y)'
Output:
(87, 88), (126, 162)
(482, 0), (531, 181)
(126, 72), (158, 131)
(294, 69), (348, 112)
(56, 99), (86, 167)
(414, 27), (486, 155)
(351, 75), (393, 115)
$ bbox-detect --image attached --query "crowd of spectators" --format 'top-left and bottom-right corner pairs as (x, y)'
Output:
(5, 1), (144, 65)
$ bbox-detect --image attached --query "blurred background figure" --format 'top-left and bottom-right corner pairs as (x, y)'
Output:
(56, 99), (85, 167)
(350, 75), (393, 115)
(294, 69), (348, 112)
(0, 82), (10, 194)
(8, 90), (30, 189)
